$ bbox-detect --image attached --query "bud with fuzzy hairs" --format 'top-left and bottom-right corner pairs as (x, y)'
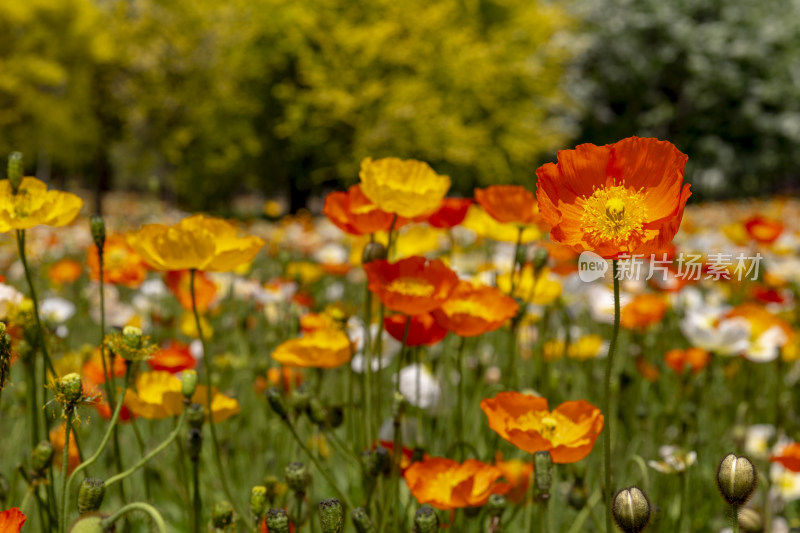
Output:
(611, 486), (650, 533)
(414, 505), (439, 533)
(250, 486), (267, 524)
(362, 242), (387, 264)
(319, 498), (344, 533)
(285, 462), (310, 495)
(351, 507), (376, 533)
(266, 508), (290, 533)
(186, 403), (205, 429)
(7, 152), (23, 194)
(77, 478), (105, 515)
(31, 441), (54, 474)
(716, 453), (758, 506)
(89, 215), (106, 251)
(210, 500), (234, 531)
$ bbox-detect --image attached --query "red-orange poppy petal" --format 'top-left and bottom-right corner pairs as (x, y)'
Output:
(432, 281), (519, 337)
(148, 340), (197, 373)
(475, 186), (539, 226)
(422, 198), (474, 229)
(0, 508), (26, 532)
(363, 256), (458, 316)
(384, 313), (448, 347)
(771, 443), (800, 472)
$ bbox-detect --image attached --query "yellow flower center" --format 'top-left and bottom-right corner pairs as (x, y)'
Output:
(581, 185), (648, 245)
(445, 299), (495, 320)
(540, 416), (558, 439)
(387, 278), (435, 297)
(351, 203), (379, 215)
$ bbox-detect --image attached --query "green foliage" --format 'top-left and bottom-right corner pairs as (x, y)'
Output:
(569, 0), (800, 198)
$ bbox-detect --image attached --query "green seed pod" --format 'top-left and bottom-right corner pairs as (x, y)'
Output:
(290, 384), (311, 412)
(31, 440), (55, 474)
(285, 462), (310, 494)
(737, 508), (764, 533)
(67, 514), (109, 533)
(77, 478), (106, 515)
(533, 451), (553, 497)
(89, 215), (106, 251)
(319, 498), (344, 533)
(414, 505), (439, 533)
(717, 453), (758, 506)
(186, 403), (206, 429)
(532, 247), (549, 272)
(307, 396), (328, 425)
(7, 152), (23, 194)
(267, 387), (288, 419)
(487, 494), (507, 517)
(250, 486), (267, 522)
(211, 500), (234, 530)
(60, 373), (83, 408)
(362, 242), (387, 264)
(327, 405), (344, 429)
(266, 508), (290, 533)
(612, 486), (651, 533)
(181, 370), (198, 399)
(122, 326), (143, 350)
(186, 428), (203, 461)
(350, 507), (376, 533)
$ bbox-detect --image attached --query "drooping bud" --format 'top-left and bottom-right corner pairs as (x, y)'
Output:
(31, 440), (55, 474)
(319, 498), (344, 533)
(250, 486), (267, 523)
(266, 508), (290, 533)
(267, 387), (288, 419)
(414, 505), (439, 533)
(285, 462), (310, 495)
(181, 370), (198, 399)
(89, 215), (106, 252)
(210, 500), (234, 530)
(59, 373), (83, 409)
(77, 478), (106, 515)
(716, 453), (758, 506)
(186, 428), (203, 461)
(611, 486), (651, 533)
(7, 152), (23, 194)
(486, 494), (507, 517)
(351, 507), (376, 533)
(533, 451), (553, 498)
(362, 242), (387, 264)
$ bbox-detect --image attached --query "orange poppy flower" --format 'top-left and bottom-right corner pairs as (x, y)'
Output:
(727, 303), (793, 340)
(480, 392), (604, 463)
(419, 198), (474, 229)
(271, 328), (352, 368)
(363, 256), (458, 316)
(634, 355), (660, 382)
(125, 371), (240, 422)
(384, 313), (448, 347)
(148, 340), (197, 373)
(744, 215), (783, 245)
(82, 348), (126, 385)
(620, 293), (667, 330)
(536, 137), (691, 259)
(323, 185), (400, 236)
(475, 185), (541, 226)
(404, 457), (507, 510)
(494, 453), (533, 504)
(87, 234), (149, 288)
(48, 258), (82, 285)
(267, 366), (304, 392)
(165, 270), (217, 312)
(770, 443), (800, 472)
(0, 508), (26, 532)
(664, 347), (711, 374)
(432, 281), (519, 337)
(50, 423), (81, 473)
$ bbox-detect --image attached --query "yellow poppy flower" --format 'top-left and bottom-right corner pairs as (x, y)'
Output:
(359, 157), (450, 218)
(0, 177), (82, 232)
(497, 266), (562, 305)
(461, 205), (541, 244)
(127, 215), (265, 272)
(179, 312), (213, 338)
(125, 371), (240, 422)
(271, 327), (352, 368)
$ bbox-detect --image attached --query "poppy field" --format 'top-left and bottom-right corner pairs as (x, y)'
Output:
(1, 141), (800, 533)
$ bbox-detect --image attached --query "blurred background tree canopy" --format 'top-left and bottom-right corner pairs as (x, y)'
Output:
(1, 0), (798, 211)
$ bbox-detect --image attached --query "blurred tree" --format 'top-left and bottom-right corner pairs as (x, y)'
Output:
(568, 0), (800, 198)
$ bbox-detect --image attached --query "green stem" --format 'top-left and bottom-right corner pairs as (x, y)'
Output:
(24, 359), (39, 452)
(190, 269), (253, 532)
(456, 337), (466, 461)
(603, 260), (621, 533)
(363, 285), (374, 448)
(732, 504), (739, 533)
(508, 227), (524, 296)
(16, 230), (56, 376)
(192, 458), (201, 533)
(58, 410), (74, 533)
(538, 499), (549, 533)
(129, 414), (152, 499)
(101, 502), (168, 533)
(105, 408), (188, 488)
(676, 471), (688, 533)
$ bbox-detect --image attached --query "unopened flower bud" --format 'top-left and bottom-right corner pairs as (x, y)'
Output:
(285, 462), (310, 494)
(181, 370), (198, 399)
(211, 500), (234, 530)
(612, 486), (650, 533)
(266, 508), (290, 533)
(738, 508), (764, 533)
(90, 215), (106, 251)
(327, 405), (344, 429)
(351, 507), (376, 533)
(362, 242), (387, 264)
(414, 505), (439, 532)
(7, 152), (23, 194)
(366, 446), (391, 477)
(31, 441), (55, 474)
(186, 428), (203, 461)
(717, 453), (757, 506)
(532, 247), (549, 272)
(263, 475), (281, 504)
(568, 481), (588, 510)
(319, 498), (344, 533)
(187, 403), (206, 429)
(60, 373), (83, 408)
(487, 494), (507, 517)
(267, 387), (287, 419)
(290, 384), (311, 411)
(308, 396), (328, 425)
(534, 451), (553, 497)
(77, 478), (105, 515)
(250, 486), (267, 522)
(122, 326), (143, 350)
(67, 515), (106, 533)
